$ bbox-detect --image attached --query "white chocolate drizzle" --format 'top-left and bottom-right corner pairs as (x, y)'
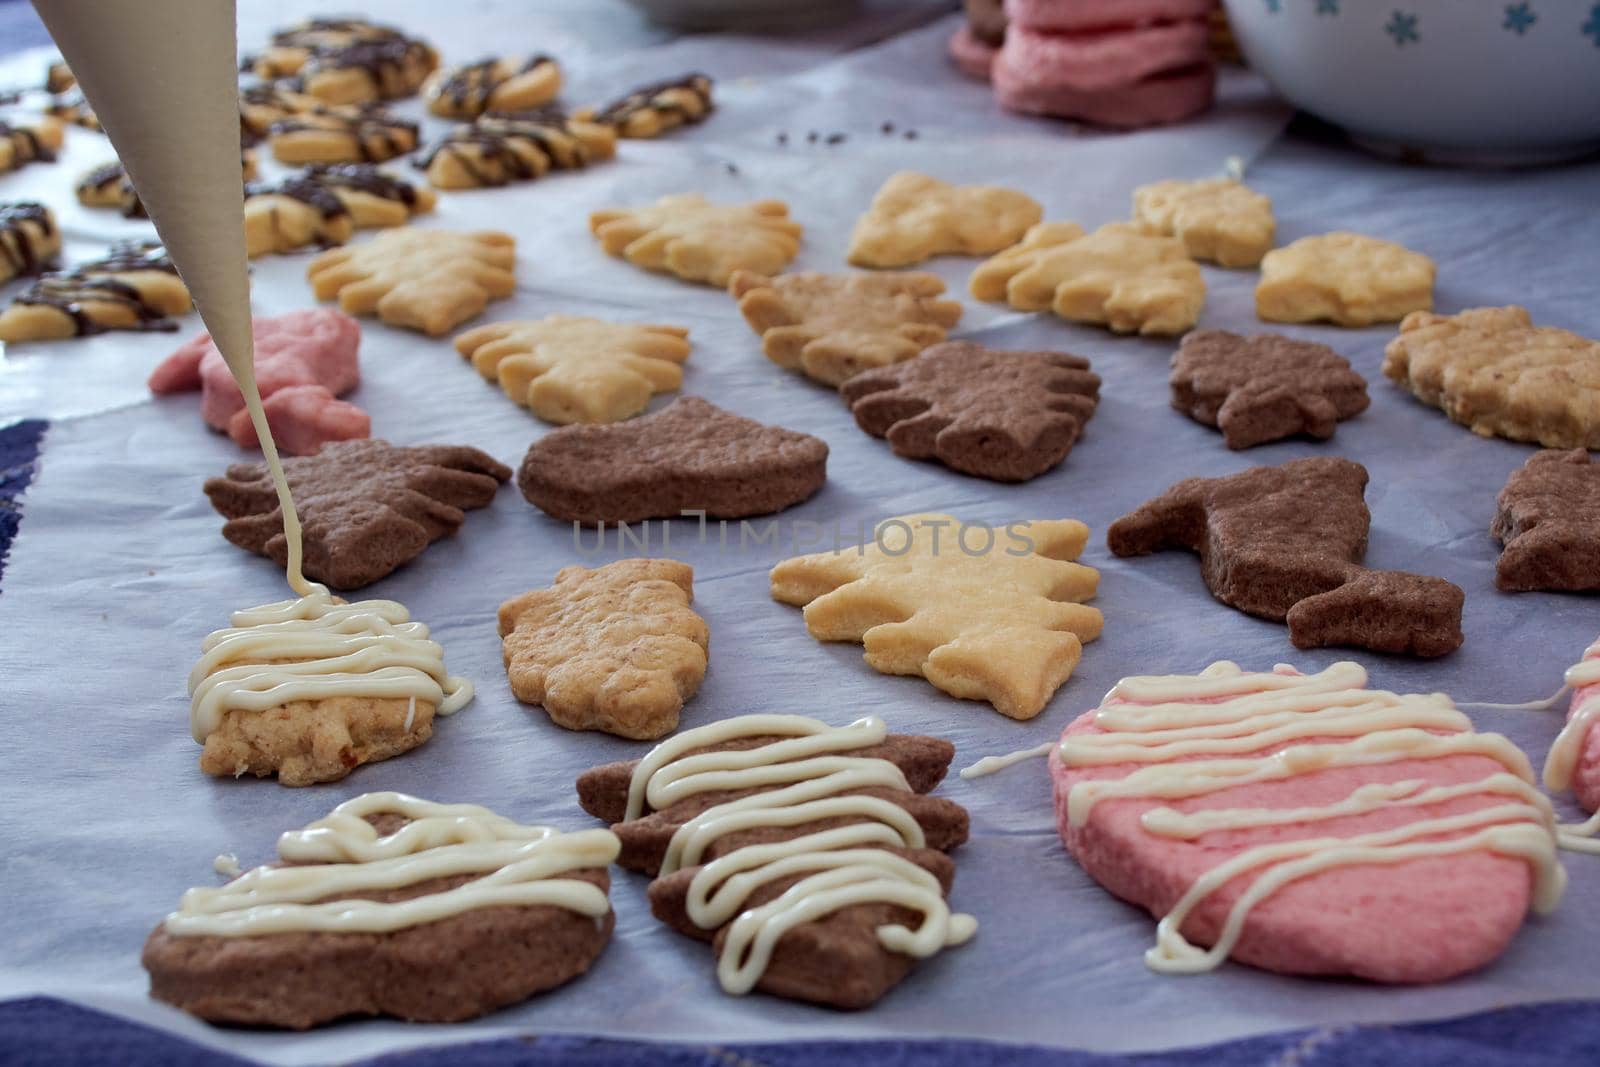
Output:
(1541, 640), (1600, 854)
(628, 714), (976, 994)
(165, 792), (620, 937)
(188, 587), (473, 743)
(1055, 661), (1564, 975)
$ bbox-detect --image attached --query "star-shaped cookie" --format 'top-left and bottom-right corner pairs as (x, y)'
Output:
(1382, 306), (1600, 450)
(770, 512), (1102, 719)
(306, 226), (516, 335)
(1133, 177), (1275, 268)
(1256, 232), (1433, 326)
(204, 439), (511, 589)
(847, 171), (1042, 268)
(729, 270), (963, 387)
(454, 315), (691, 424)
(840, 340), (1100, 481)
(1491, 449), (1600, 592)
(498, 559), (709, 739)
(1170, 329), (1369, 449)
(969, 221), (1204, 335)
(589, 194), (801, 287)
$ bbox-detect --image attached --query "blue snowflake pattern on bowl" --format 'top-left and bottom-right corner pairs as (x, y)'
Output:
(1385, 10), (1420, 46)
(1315, 0), (1339, 15)
(1263, 0), (1281, 12)
(1585, 3), (1600, 46)
(1502, 3), (1536, 34)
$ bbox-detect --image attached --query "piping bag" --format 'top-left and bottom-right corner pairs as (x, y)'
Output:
(33, 0), (310, 593)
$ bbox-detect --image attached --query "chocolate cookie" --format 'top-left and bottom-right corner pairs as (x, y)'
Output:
(1170, 329), (1369, 449)
(204, 439), (511, 589)
(577, 715), (972, 1008)
(840, 340), (1099, 482)
(143, 794), (618, 1029)
(518, 396), (827, 525)
(1107, 456), (1463, 657)
(1492, 449), (1600, 592)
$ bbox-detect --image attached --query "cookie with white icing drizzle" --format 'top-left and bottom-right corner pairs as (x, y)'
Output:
(1543, 637), (1600, 854)
(1048, 660), (1564, 980)
(142, 792), (620, 1028)
(578, 714), (973, 1008)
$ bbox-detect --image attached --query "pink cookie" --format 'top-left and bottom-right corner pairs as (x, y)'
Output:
(149, 309), (365, 456)
(1048, 663), (1548, 982)
(997, 20), (1210, 93)
(994, 62), (1214, 127)
(1004, 0), (1216, 33)
(1561, 639), (1600, 813)
(949, 25), (998, 81)
(230, 384), (370, 456)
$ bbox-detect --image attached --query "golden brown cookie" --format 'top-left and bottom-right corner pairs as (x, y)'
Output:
(590, 195), (801, 287)
(244, 165), (436, 258)
(1133, 177), (1274, 268)
(424, 55), (561, 118)
(44, 90), (100, 131)
(771, 512), (1102, 719)
(0, 202), (60, 285)
(306, 227), (516, 335)
(498, 559), (709, 740)
(847, 171), (1042, 268)
(454, 315), (690, 424)
(577, 73), (713, 138)
(730, 270), (963, 387)
(970, 221), (1204, 335)
(0, 116), (62, 174)
(1256, 232), (1433, 326)
(240, 83), (322, 139)
(419, 110), (616, 190)
(0, 241), (192, 342)
(296, 35), (439, 106)
(251, 17), (409, 79)
(1382, 306), (1600, 449)
(268, 104), (420, 165)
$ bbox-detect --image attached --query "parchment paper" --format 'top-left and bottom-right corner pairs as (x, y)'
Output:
(3, 6), (1600, 1066)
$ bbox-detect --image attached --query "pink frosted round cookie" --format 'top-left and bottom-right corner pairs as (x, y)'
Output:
(1047, 661), (1557, 981)
(949, 25), (998, 81)
(1550, 638), (1600, 813)
(1005, 0), (1215, 32)
(997, 20), (1210, 93)
(994, 61), (1215, 128)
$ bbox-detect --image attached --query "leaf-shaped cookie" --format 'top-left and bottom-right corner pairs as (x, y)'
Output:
(841, 340), (1099, 481)
(306, 226), (516, 335)
(771, 512), (1102, 719)
(498, 559), (709, 740)
(204, 439), (511, 589)
(847, 171), (1042, 268)
(730, 270), (963, 387)
(970, 221), (1204, 335)
(590, 194), (801, 287)
(454, 315), (690, 424)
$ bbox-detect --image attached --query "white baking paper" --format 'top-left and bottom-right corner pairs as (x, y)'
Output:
(4, 5), (1600, 1065)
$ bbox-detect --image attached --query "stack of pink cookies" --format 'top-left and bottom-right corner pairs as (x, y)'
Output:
(984, 0), (1218, 128)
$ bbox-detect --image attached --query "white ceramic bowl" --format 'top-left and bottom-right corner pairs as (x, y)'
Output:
(1222, 0), (1600, 164)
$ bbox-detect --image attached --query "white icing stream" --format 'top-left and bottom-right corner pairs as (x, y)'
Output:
(165, 792), (619, 937)
(628, 714), (975, 995)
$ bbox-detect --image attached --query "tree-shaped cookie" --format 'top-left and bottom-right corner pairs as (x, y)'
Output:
(0, 241), (192, 343)
(590, 194), (801, 287)
(1257, 232), (1433, 327)
(1107, 456), (1463, 657)
(498, 559), (709, 740)
(204, 439), (511, 589)
(730, 270), (963, 387)
(771, 512), (1102, 719)
(841, 340), (1100, 481)
(1382, 306), (1600, 450)
(419, 111), (616, 190)
(847, 171), (1042, 268)
(454, 315), (690, 424)
(1492, 449), (1600, 592)
(306, 226), (516, 335)
(969, 221), (1204, 335)
(1170, 329), (1368, 449)
(1133, 177), (1275, 268)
